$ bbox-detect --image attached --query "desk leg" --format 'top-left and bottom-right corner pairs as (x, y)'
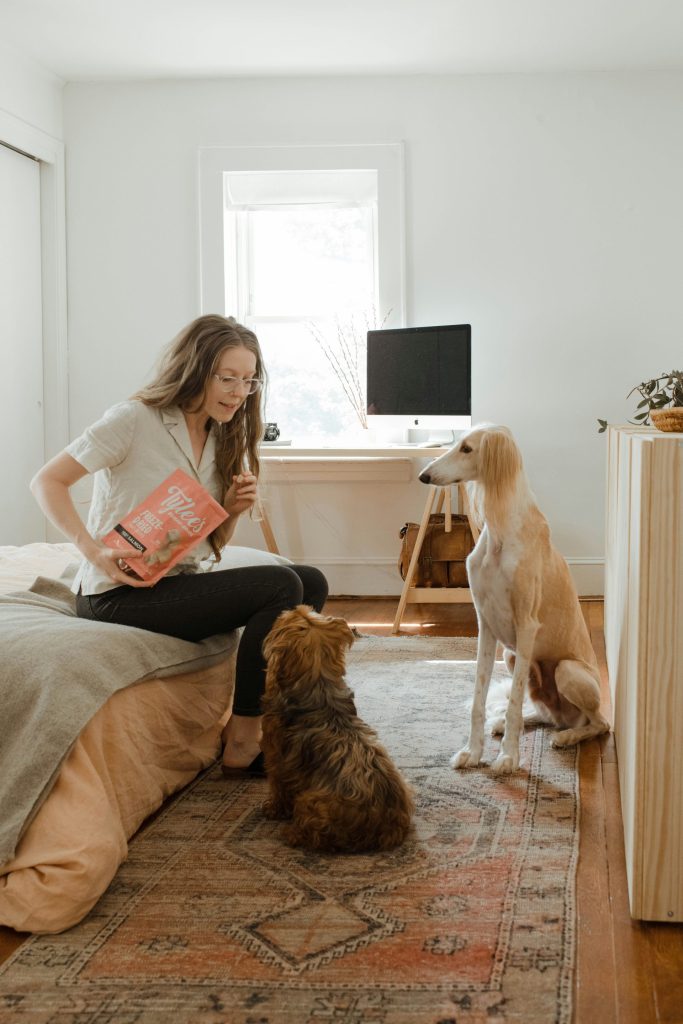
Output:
(459, 484), (480, 545)
(255, 498), (280, 555)
(392, 484), (439, 634)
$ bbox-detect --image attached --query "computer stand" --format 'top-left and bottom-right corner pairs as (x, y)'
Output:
(392, 483), (480, 634)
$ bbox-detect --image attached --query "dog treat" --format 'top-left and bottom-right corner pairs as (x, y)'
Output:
(102, 469), (228, 583)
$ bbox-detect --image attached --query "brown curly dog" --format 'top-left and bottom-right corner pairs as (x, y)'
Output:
(261, 605), (414, 853)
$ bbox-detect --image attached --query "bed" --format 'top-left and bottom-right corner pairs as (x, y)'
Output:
(0, 542), (240, 934)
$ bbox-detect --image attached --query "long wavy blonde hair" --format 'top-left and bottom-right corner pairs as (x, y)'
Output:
(133, 314), (266, 557)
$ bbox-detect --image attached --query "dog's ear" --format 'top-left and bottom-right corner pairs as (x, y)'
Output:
(264, 606), (354, 688)
(316, 614), (355, 668)
(479, 427), (522, 500)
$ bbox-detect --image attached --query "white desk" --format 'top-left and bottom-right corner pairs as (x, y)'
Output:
(256, 444), (450, 547)
(259, 444), (451, 458)
(257, 444), (476, 632)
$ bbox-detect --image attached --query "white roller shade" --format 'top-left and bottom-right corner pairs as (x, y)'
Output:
(224, 169), (377, 208)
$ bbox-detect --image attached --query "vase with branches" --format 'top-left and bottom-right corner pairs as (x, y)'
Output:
(308, 309), (390, 431)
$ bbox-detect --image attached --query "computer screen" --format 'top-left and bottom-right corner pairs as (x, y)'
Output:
(366, 324), (471, 432)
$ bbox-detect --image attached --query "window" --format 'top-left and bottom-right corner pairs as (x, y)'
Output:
(199, 145), (405, 442)
(226, 170), (377, 439)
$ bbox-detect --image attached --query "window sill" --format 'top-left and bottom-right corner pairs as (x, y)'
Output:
(259, 443), (447, 457)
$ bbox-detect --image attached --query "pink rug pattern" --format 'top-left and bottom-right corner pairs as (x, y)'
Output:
(0, 636), (578, 1023)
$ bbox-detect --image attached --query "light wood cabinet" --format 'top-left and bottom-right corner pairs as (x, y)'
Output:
(605, 426), (683, 921)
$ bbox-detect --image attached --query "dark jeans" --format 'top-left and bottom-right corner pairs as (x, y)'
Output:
(76, 563), (328, 716)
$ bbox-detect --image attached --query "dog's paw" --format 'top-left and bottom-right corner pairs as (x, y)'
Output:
(491, 752), (519, 774)
(262, 800), (277, 819)
(550, 728), (580, 748)
(488, 716), (506, 737)
(262, 799), (288, 820)
(450, 747), (482, 769)
(281, 824), (305, 848)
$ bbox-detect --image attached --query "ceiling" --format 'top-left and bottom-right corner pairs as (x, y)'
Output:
(2, 0), (683, 82)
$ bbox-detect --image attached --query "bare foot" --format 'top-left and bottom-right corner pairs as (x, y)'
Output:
(221, 714), (263, 768)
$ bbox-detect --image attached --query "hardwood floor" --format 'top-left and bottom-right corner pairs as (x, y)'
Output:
(329, 597), (683, 1024)
(2, 596), (682, 1023)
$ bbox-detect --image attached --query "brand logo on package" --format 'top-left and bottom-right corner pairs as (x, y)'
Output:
(158, 485), (207, 534)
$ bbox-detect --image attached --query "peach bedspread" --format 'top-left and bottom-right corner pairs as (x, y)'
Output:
(0, 544), (235, 934)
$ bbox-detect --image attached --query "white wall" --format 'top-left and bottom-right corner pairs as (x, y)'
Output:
(63, 73), (683, 595)
(0, 47), (67, 546)
(0, 44), (63, 139)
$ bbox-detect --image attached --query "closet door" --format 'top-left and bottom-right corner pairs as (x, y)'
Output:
(0, 142), (45, 544)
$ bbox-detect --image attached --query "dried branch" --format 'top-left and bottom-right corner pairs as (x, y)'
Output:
(308, 308), (390, 430)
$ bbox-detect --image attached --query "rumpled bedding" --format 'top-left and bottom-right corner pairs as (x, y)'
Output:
(0, 576), (235, 868)
(0, 543), (237, 933)
(0, 657), (233, 933)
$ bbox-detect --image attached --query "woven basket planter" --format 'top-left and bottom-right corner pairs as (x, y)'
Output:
(650, 407), (683, 432)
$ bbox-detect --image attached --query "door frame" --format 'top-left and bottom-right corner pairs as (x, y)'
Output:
(0, 111), (68, 476)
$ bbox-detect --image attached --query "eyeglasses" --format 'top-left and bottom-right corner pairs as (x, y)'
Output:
(212, 374), (263, 395)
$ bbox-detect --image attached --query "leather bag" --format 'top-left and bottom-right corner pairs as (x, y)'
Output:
(398, 513), (475, 588)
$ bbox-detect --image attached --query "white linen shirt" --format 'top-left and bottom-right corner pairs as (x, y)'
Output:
(65, 401), (223, 596)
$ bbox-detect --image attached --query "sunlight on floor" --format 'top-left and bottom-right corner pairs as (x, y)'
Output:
(424, 659), (477, 665)
(346, 622), (442, 628)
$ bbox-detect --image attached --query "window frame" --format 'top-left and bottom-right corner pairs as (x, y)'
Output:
(198, 144), (406, 329)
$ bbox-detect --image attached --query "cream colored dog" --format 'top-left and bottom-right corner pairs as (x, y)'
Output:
(420, 424), (610, 774)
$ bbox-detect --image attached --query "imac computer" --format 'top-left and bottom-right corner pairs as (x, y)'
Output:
(366, 324), (471, 444)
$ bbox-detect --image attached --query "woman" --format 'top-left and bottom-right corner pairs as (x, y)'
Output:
(30, 314), (328, 776)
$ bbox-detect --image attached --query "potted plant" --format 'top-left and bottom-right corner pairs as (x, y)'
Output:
(598, 370), (683, 433)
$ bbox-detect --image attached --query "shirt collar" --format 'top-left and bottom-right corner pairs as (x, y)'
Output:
(160, 406), (216, 474)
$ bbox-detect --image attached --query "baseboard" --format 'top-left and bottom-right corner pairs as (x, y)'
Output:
(294, 557), (605, 598)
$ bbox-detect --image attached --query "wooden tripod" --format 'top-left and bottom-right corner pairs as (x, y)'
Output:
(392, 483), (480, 634)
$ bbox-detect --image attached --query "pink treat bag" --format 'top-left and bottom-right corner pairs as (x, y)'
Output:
(102, 469), (228, 583)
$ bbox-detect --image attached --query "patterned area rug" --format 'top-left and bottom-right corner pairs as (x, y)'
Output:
(0, 636), (578, 1024)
